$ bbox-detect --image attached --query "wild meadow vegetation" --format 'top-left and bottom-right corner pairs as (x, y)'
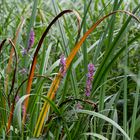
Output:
(0, 0), (140, 139)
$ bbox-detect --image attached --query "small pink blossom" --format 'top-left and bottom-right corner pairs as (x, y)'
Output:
(60, 54), (66, 76)
(27, 28), (35, 51)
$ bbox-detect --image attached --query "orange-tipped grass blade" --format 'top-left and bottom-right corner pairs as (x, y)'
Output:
(34, 10), (140, 137)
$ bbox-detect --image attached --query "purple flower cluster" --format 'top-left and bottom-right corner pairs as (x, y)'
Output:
(85, 63), (95, 96)
(27, 28), (35, 51)
(60, 54), (66, 76)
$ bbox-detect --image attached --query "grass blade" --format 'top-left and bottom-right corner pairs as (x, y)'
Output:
(77, 109), (131, 140)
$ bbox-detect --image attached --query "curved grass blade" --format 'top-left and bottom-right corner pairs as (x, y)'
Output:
(5, 17), (25, 96)
(0, 39), (18, 103)
(7, 39), (18, 104)
(22, 9), (81, 124)
(0, 39), (18, 134)
(34, 10), (139, 137)
(5, 39), (18, 134)
(77, 109), (131, 140)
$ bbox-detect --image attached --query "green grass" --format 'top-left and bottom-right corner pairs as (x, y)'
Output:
(0, 0), (140, 139)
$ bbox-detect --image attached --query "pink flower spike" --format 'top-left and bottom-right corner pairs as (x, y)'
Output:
(28, 28), (35, 51)
(88, 63), (95, 73)
(85, 63), (95, 97)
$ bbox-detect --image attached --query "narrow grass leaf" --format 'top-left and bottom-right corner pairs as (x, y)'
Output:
(77, 110), (131, 140)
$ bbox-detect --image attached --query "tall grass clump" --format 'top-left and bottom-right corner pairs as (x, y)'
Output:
(0, 0), (140, 139)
